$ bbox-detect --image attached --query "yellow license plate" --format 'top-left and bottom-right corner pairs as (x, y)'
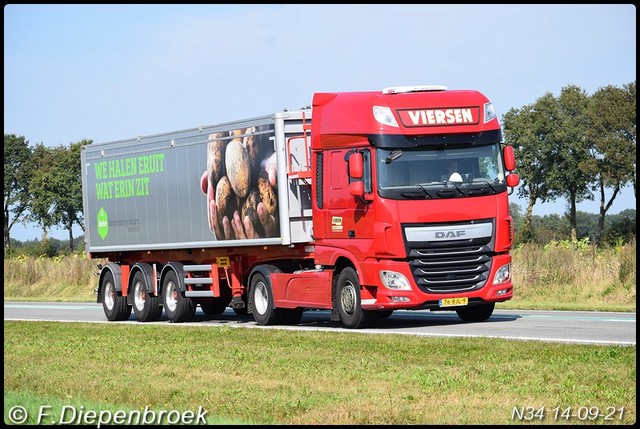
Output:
(439, 297), (468, 307)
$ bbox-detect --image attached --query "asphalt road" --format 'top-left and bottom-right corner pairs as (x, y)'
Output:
(3, 302), (635, 346)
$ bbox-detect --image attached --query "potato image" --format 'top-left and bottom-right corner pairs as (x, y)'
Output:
(225, 138), (251, 198)
(215, 176), (236, 230)
(243, 127), (262, 184)
(257, 170), (277, 216)
(242, 189), (265, 238)
(207, 132), (227, 185)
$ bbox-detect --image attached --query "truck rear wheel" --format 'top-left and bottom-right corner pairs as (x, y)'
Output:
(249, 270), (282, 325)
(456, 302), (495, 322)
(162, 270), (195, 323)
(336, 267), (376, 329)
(131, 271), (162, 322)
(101, 271), (131, 321)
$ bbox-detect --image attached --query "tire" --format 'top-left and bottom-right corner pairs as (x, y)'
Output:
(100, 271), (132, 321)
(335, 267), (376, 329)
(131, 271), (162, 322)
(200, 297), (230, 315)
(456, 302), (495, 322)
(162, 270), (195, 323)
(249, 268), (282, 325)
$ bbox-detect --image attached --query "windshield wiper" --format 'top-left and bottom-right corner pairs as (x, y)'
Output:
(416, 184), (432, 198)
(433, 181), (465, 198)
(385, 150), (403, 164)
(469, 179), (498, 194)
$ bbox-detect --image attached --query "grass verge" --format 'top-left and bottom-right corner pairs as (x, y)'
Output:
(4, 321), (636, 425)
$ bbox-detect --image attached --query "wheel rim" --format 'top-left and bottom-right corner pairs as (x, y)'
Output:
(254, 280), (268, 315)
(165, 281), (178, 312)
(134, 281), (146, 311)
(340, 280), (357, 315)
(104, 282), (115, 311)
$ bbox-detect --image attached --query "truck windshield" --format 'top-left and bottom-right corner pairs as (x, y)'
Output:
(376, 143), (507, 200)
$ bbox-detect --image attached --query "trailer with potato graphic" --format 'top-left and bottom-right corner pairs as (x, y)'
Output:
(82, 85), (520, 328)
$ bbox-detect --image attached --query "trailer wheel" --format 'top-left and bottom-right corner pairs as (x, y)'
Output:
(336, 267), (376, 329)
(200, 297), (229, 315)
(249, 271), (281, 325)
(456, 303), (495, 322)
(131, 271), (162, 322)
(162, 270), (195, 323)
(100, 271), (131, 321)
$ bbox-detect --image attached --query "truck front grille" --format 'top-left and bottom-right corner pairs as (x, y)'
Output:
(403, 219), (495, 293)
(408, 245), (491, 293)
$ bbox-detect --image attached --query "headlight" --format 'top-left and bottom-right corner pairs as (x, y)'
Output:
(484, 102), (496, 123)
(373, 106), (399, 128)
(380, 270), (411, 290)
(493, 263), (511, 284)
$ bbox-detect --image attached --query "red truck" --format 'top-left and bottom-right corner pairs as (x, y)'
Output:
(81, 85), (519, 328)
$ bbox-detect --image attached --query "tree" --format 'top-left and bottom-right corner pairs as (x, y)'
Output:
(28, 140), (90, 251)
(56, 140), (90, 249)
(27, 143), (58, 240)
(547, 85), (593, 241)
(502, 93), (561, 242)
(585, 81), (636, 243)
(4, 134), (32, 252)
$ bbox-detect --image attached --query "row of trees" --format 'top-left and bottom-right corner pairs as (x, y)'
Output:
(4, 82), (636, 253)
(4, 135), (89, 251)
(508, 204), (635, 247)
(502, 81), (636, 244)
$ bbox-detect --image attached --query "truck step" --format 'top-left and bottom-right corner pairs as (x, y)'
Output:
(183, 264), (212, 272)
(184, 278), (213, 285)
(184, 291), (215, 298)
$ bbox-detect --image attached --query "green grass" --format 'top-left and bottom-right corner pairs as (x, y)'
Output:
(4, 390), (248, 425)
(4, 321), (636, 425)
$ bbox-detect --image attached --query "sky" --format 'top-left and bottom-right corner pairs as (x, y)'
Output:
(4, 4), (637, 242)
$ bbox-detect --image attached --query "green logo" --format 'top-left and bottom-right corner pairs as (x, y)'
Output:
(97, 207), (109, 240)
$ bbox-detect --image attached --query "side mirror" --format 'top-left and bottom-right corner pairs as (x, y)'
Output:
(348, 152), (364, 179)
(506, 173), (520, 188)
(503, 145), (516, 171)
(349, 180), (365, 197)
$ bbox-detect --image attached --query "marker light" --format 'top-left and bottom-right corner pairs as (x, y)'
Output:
(484, 102), (497, 123)
(373, 106), (399, 128)
(380, 270), (412, 290)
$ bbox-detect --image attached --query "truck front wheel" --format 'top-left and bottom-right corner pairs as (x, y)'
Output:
(162, 270), (195, 323)
(249, 271), (281, 325)
(100, 271), (131, 321)
(336, 267), (376, 329)
(456, 302), (495, 322)
(131, 271), (162, 322)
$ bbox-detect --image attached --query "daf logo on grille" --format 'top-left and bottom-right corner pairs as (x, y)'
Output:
(435, 230), (466, 238)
